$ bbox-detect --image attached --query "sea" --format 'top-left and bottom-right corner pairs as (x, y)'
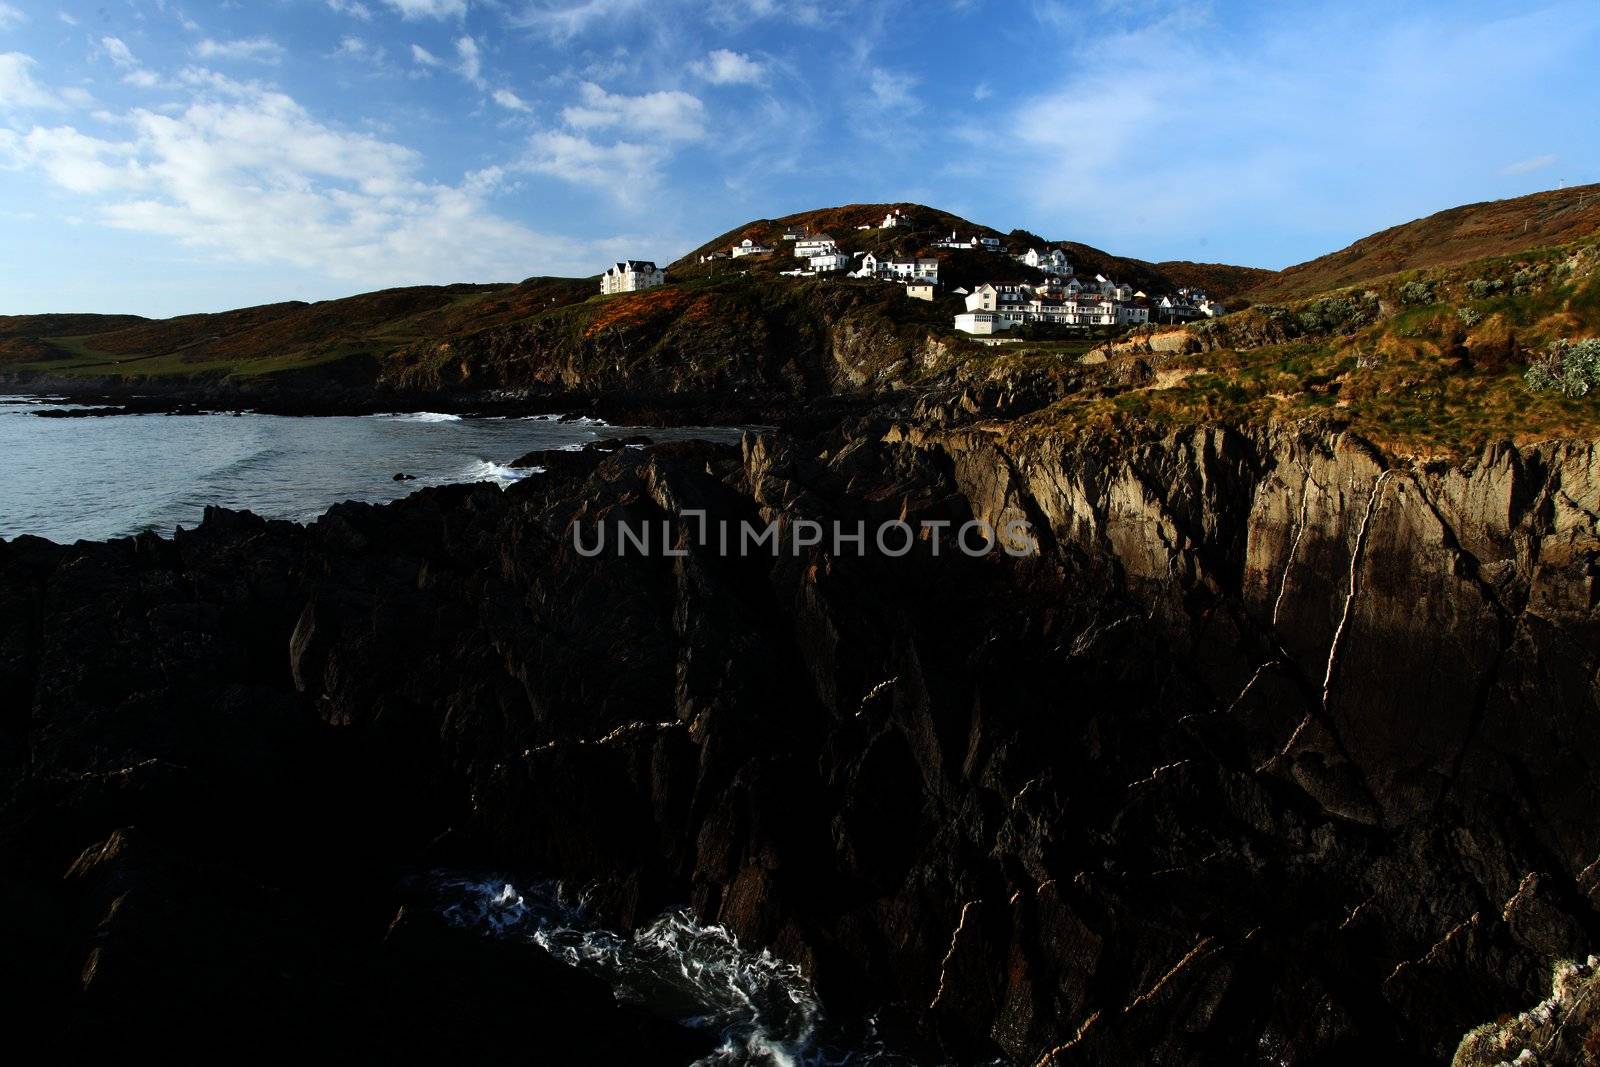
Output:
(0, 396), (743, 544)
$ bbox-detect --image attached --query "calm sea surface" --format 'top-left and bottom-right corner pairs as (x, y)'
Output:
(0, 397), (743, 544)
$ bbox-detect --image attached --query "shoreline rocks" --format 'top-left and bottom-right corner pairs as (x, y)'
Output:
(0, 424), (1596, 1063)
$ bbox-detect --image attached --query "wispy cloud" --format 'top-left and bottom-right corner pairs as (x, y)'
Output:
(562, 81), (705, 141)
(455, 35), (482, 86)
(328, 0), (374, 18)
(493, 88), (532, 112)
(381, 0), (468, 18)
(327, 0), (374, 19)
(0, 3), (25, 30)
(0, 52), (64, 111)
(100, 36), (162, 88)
(510, 0), (647, 40)
(1502, 153), (1557, 176)
(194, 37), (285, 65)
(520, 129), (664, 193)
(690, 48), (765, 86)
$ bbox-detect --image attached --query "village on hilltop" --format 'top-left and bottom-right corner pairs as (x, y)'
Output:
(600, 206), (1226, 337)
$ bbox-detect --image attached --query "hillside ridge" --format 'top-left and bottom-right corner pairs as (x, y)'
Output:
(1247, 183), (1600, 302)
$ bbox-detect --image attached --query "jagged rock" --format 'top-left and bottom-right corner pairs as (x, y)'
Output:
(0, 423), (1595, 1064)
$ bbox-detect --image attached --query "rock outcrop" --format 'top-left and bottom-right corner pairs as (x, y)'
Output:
(1, 423), (1596, 1063)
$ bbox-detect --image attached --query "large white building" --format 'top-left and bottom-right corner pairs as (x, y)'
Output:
(881, 209), (910, 229)
(600, 260), (666, 294)
(856, 253), (939, 283)
(808, 252), (852, 273)
(794, 234), (839, 258)
(954, 278), (1150, 333)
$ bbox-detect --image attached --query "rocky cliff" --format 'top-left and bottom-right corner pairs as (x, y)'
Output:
(2, 422), (1597, 1063)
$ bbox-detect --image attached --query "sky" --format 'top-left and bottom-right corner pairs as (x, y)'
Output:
(0, 0), (1597, 317)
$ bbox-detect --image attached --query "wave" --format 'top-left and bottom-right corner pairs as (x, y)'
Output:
(432, 874), (995, 1066)
(377, 411), (464, 423)
(521, 414), (610, 426)
(464, 460), (538, 486)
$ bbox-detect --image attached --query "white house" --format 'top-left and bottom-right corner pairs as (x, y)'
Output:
(698, 251), (729, 264)
(881, 209), (910, 229)
(965, 283), (1027, 312)
(781, 227), (807, 241)
(600, 260), (666, 295)
(1018, 248), (1073, 276)
(931, 231), (978, 250)
(905, 281), (936, 301)
(731, 238), (772, 258)
(978, 235), (1003, 251)
(854, 253), (939, 283)
(808, 252), (852, 273)
(955, 311), (1007, 335)
(794, 234), (838, 258)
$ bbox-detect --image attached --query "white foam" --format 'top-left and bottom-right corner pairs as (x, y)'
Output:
(437, 876), (833, 1066)
(465, 460), (537, 486)
(378, 411), (463, 423)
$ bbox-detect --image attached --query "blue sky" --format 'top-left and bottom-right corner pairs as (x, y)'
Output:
(1, 0), (1597, 317)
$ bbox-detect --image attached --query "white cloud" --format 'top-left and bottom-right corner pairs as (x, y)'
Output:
(101, 37), (138, 69)
(411, 43), (442, 67)
(455, 35), (482, 86)
(194, 37), (285, 65)
(1502, 153), (1557, 176)
(0, 52), (63, 111)
(493, 88), (531, 112)
(519, 130), (664, 194)
(3, 69), (604, 284)
(382, 0), (468, 18)
(707, 0), (842, 27)
(1, 124), (134, 192)
(0, 3), (25, 30)
(510, 0), (646, 40)
(867, 68), (917, 111)
(562, 81), (705, 141)
(327, 0), (375, 19)
(690, 48), (765, 86)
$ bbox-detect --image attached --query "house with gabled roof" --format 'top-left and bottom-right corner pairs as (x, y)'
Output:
(600, 260), (666, 294)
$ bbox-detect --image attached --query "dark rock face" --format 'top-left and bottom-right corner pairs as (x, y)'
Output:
(1, 426), (1596, 1064)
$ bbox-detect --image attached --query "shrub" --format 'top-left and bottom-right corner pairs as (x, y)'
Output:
(1525, 338), (1600, 397)
(1467, 278), (1505, 299)
(1457, 307), (1482, 328)
(1296, 294), (1380, 334)
(1400, 281), (1436, 305)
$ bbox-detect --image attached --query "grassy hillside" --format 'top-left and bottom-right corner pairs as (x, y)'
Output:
(1247, 184), (1600, 303)
(0, 279), (595, 382)
(1017, 235), (1600, 456)
(378, 271), (958, 405)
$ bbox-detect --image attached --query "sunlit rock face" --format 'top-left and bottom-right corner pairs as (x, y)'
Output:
(1, 425), (1596, 1064)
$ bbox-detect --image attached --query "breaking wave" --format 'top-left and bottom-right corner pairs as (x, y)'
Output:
(379, 411), (463, 423)
(464, 460), (538, 486)
(432, 875), (996, 1066)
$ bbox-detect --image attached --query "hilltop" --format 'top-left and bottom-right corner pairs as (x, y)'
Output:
(673, 202), (1272, 298)
(1246, 183), (1600, 302)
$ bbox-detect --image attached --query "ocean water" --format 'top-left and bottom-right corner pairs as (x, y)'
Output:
(0, 397), (744, 544)
(433, 874), (1007, 1067)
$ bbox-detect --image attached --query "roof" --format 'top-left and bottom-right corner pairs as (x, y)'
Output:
(611, 260), (659, 272)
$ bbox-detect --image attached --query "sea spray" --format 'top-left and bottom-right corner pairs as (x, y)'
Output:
(431, 874), (1005, 1067)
